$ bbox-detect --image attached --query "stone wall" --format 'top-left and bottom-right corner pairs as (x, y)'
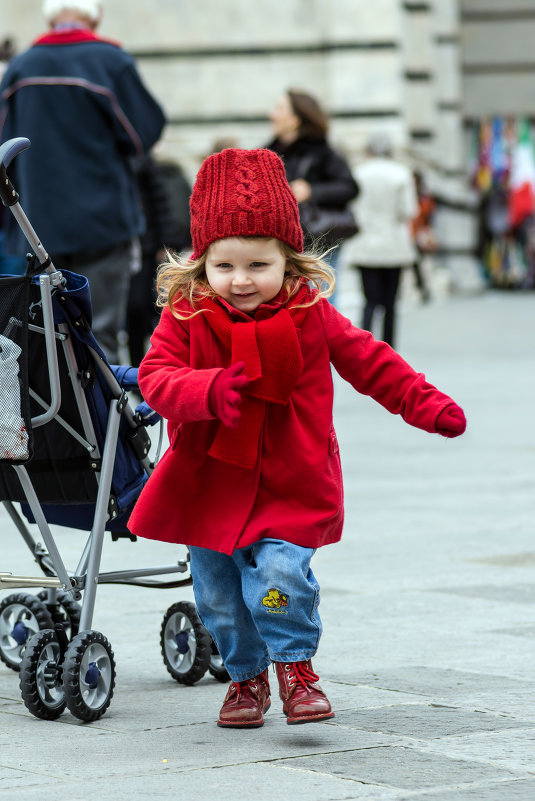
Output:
(5, 0), (513, 289)
(3, 1), (461, 172)
(461, 0), (535, 118)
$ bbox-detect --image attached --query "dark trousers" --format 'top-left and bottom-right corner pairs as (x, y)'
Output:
(411, 251), (430, 301)
(126, 254), (158, 367)
(357, 266), (402, 346)
(50, 240), (134, 363)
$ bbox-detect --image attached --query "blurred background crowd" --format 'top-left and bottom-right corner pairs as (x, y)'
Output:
(1, 0), (534, 362)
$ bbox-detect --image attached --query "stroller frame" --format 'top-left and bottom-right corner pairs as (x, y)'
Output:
(0, 138), (222, 722)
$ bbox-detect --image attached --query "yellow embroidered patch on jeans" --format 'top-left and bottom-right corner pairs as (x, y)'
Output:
(262, 588), (288, 613)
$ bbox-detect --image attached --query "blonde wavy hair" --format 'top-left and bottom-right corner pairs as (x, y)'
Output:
(156, 237), (336, 319)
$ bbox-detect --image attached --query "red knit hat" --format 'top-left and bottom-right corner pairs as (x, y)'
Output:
(190, 148), (303, 258)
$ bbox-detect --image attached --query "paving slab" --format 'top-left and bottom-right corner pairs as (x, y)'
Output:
(415, 728), (535, 773)
(282, 745), (519, 789)
(404, 778), (535, 801)
(329, 704), (534, 739)
(0, 762), (403, 801)
(333, 667), (535, 704)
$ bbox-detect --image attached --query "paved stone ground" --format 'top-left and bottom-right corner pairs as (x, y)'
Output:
(1, 277), (534, 800)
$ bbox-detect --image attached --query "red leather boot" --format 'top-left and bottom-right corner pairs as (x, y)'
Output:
(275, 660), (334, 724)
(217, 668), (271, 728)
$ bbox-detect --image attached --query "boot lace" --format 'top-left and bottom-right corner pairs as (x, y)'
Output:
(284, 662), (319, 690)
(230, 675), (263, 700)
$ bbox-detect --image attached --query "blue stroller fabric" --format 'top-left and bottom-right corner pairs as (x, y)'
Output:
(0, 269), (148, 531)
(111, 365), (161, 426)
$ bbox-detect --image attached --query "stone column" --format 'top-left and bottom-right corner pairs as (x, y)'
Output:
(431, 0), (484, 291)
(399, 1), (437, 163)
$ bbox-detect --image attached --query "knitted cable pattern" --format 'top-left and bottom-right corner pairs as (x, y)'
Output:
(190, 148), (303, 257)
(235, 162), (261, 211)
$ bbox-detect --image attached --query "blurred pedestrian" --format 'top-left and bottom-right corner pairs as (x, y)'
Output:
(128, 147), (467, 730)
(210, 136), (239, 154)
(0, 0), (166, 363)
(0, 38), (26, 276)
(126, 153), (191, 367)
(266, 89), (359, 307)
(410, 170), (437, 303)
(346, 134), (417, 347)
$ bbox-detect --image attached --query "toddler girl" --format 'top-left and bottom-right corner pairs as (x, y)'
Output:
(128, 148), (466, 728)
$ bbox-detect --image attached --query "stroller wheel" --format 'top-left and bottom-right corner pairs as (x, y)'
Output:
(37, 590), (81, 639)
(19, 629), (66, 720)
(208, 641), (230, 683)
(62, 631), (116, 722)
(0, 593), (55, 672)
(160, 601), (211, 685)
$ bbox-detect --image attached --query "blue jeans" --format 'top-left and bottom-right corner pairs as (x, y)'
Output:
(189, 539), (322, 682)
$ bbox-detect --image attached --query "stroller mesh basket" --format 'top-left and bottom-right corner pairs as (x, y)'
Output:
(0, 275), (33, 465)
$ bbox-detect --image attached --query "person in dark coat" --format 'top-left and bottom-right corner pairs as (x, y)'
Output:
(126, 154), (191, 367)
(266, 89), (359, 307)
(0, 38), (25, 276)
(0, 0), (166, 362)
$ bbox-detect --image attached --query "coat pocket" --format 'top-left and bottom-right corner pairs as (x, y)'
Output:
(329, 426), (339, 456)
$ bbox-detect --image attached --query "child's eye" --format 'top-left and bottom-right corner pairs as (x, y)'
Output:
(216, 263), (232, 269)
(250, 262), (267, 268)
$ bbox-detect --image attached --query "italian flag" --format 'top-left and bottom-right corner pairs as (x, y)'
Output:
(509, 119), (535, 228)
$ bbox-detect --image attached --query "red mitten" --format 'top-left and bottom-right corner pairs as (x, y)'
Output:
(209, 361), (249, 428)
(435, 403), (466, 438)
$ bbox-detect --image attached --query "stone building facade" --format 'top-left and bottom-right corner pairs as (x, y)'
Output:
(3, 0), (534, 289)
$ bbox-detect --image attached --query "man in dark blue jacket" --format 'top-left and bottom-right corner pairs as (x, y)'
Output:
(0, 0), (166, 362)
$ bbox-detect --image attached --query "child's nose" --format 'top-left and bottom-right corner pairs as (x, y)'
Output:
(232, 269), (251, 286)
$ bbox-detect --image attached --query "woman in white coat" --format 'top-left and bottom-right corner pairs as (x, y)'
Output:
(345, 135), (417, 346)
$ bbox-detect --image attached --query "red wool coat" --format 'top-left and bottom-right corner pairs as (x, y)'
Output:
(128, 296), (455, 555)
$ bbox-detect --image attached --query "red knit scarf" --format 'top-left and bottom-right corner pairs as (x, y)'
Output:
(198, 285), (311, 469)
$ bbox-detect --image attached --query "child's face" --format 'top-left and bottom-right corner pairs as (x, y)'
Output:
(205, 237), (288, 313)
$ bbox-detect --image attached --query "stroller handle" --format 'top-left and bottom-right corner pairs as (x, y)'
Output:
(0, 136), (63, 281)
(0, 137), (31, 207)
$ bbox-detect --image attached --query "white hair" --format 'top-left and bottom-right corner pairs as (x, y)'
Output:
(42, 0), (103, 24)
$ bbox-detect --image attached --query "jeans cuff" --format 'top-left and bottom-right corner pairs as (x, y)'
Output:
(269, 650), (317, 663)
(229, 656), (271, 683)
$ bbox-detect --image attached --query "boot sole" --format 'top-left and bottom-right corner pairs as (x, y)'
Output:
(217, 700), (271, 728)
(286, 710), (335, 725)
(217, 720), (265, 728)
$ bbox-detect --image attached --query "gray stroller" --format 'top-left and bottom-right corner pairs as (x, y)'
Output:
(0, 138), (228, 722)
